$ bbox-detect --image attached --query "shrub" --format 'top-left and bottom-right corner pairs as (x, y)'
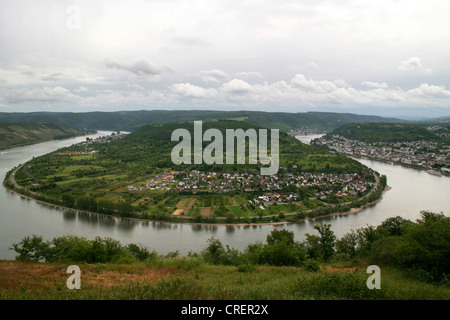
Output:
(303, 259), (321, 272)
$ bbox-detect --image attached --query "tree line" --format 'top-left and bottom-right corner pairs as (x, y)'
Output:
(11, 211), (449, 283)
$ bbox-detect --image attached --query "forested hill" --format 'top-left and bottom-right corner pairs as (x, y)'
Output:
(86, 120), (366, 174)
(324, 122), (449, 143)
(0, 110), (402, 132)
(0, 122), (91, 150)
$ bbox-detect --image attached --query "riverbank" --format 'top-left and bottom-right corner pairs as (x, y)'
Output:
(347, 154), (450, 178)
(3, 162), (389, 227)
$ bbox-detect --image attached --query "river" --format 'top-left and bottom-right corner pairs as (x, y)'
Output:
(0, 133), (449, 260)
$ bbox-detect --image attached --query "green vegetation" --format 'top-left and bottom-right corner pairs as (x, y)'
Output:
(5, 211), (449, 300)
(0, 122), (93, 150)
(325, 122), (448, 143)
(0, 110), (402, 132)
(4, 120), (386, 224)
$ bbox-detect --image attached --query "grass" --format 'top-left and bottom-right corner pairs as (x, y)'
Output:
(1, 259), (449, 300)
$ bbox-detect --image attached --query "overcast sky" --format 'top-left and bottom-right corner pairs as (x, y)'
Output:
(1, 0), (449, 118)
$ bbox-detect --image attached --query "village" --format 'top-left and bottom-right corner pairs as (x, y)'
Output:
(313, 135), (450, 176)
(127, 169), (375, 206)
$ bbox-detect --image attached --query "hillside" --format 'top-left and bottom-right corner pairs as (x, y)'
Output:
(0, 110), (402, 132)
(4, 120), (384, 224)
(324, 122), (447, 143)
(0, 122), (92, 151)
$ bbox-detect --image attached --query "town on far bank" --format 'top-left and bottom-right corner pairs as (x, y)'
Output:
(312, 134), (450, 177)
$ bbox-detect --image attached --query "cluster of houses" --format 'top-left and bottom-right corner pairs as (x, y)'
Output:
(287, 127), (329, 136)
(127, 170), (375, 204)
(313, 135), (450, 175)
(74, 132), (126, 150)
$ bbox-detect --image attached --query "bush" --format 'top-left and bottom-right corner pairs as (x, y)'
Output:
(237, 262), (255, 273)
(303, 259), (320, 272)
(292, 272), (385, 300)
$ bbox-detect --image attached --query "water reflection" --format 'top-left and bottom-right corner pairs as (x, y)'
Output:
(62, 210), (76, 222)
(225, 226), (236, 234)
(117, 219), (137, 233)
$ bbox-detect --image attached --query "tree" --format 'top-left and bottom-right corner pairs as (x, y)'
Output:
(376, 216), (413, 237)
(266, 229), (295, 246)
(10, 235), (50, 262)
(261, 229), (305, 266)
(335, 230), (359, 259)
(305, 223), (336, 261)
(202, 238), (226, 265)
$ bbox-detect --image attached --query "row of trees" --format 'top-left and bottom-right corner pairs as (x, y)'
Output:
(11, 235), (155, 264)
(11, 211), (449, 283)
(199, 211), (449, 282)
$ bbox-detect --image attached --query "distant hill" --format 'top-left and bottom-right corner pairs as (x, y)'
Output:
(0, 110), (402, 132)
(0, 122), (91, 150)
(324, 122), (447, 143)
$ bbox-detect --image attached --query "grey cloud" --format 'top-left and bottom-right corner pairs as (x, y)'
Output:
(41, 73), (64, 81)
(104, 58), (173, 76)
(3, 86), (76, 104)
(198, 69), (229, 84)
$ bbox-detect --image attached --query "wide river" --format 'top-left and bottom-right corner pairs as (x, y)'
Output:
(1, 132), (449, 260)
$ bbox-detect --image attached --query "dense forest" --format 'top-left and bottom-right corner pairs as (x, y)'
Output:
(0, 110), (402, 132)
(325, 122), (450, 144)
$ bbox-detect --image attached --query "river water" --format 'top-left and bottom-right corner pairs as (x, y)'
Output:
(0, 133), (449, 260)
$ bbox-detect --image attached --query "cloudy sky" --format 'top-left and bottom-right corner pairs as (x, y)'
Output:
(1, 0), (449, 118)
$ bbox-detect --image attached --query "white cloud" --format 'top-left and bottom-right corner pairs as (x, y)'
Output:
(197, 69), (229, 84)
(221, 79), (255, 95)
(2, 74), (450, 113)
(334, 79), (349, 88)
(235, 71), (264, 79)
(399, 57), (422, 71)
(2, 86), (77, 104)
(407, 83), (450, 98)
(362, 81), (389, 89)
(74, 86), (89, 92)
(290, 74), (338, 93)
(171, 83), (217, 98)
(304, 62), (321, 70)
(399, 57), (433, 75)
